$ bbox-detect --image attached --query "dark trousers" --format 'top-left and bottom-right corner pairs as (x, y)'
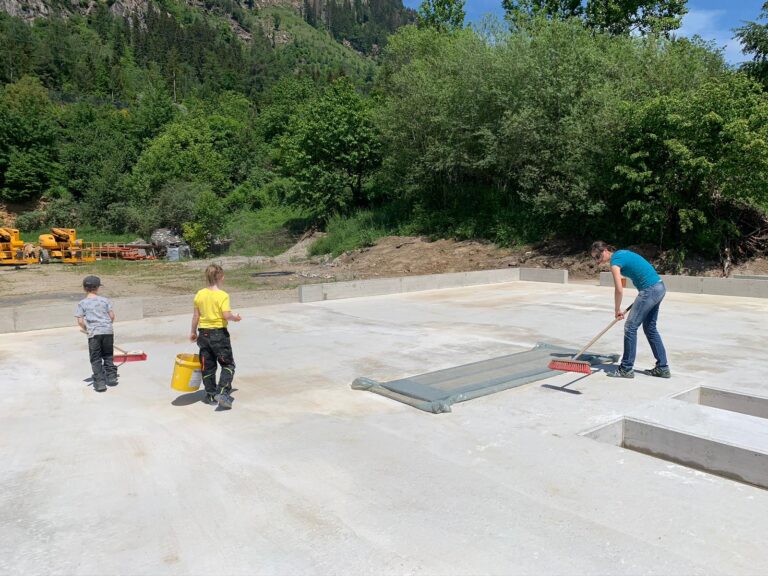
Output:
(197, 328), (236, 396)
(89, 334), (117, 386)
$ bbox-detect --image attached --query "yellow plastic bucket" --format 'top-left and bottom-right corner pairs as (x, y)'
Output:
(171, 353), (202, 392)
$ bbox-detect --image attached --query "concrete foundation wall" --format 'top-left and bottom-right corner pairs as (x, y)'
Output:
(0, 290), (302, 333)
(7, 297), (144, 333)
(599, 272), (768, 298)
(519, 268), (567, 283)
(299, 268), (532, 303)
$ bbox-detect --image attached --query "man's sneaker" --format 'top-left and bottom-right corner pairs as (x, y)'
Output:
(644, 366), (671, 378)
(201, 393), (217, 405)
(607, 367), (635, 379)
(94, 381), (107, 392)
(215, 393), (233, 409)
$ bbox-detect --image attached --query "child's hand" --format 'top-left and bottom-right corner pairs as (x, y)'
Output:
(232, 313), (242, 322)
(189, 332), (198, 342)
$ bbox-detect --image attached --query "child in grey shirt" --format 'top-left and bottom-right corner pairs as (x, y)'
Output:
(75, 275), (117, 392)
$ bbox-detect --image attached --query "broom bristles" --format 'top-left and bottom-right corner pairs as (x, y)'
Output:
(547, 359), (592, 374)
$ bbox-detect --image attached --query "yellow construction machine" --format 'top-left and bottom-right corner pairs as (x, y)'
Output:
(38, 228), (96, 264)
(0, 227), (36, 266)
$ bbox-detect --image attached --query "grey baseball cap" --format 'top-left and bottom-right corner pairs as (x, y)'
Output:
(83, 275), (103, 289)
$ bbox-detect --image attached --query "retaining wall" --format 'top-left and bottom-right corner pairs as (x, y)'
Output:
(3, 267), (569, 333)
(599, 272), (768, 298)
(0, 291), (297, 334)
(299, 267), (568, 303)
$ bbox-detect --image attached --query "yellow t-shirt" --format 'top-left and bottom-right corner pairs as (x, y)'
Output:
(194, 288), (231, 329)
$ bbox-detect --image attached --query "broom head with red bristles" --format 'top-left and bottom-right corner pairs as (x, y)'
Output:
(548, 357), (592, 374)
(114, 350), (148, 363)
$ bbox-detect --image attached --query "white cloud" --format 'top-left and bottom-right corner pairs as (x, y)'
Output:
(677, 8), (747, 65)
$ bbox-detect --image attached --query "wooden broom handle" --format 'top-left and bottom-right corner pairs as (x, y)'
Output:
(572, 304), (633, 361)
(81, 327), (128, 356)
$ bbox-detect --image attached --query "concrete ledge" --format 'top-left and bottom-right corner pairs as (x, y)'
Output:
(9, 297), (144, 333)
(0, 312), (14, 333)
(701, 277), (768, 298)
(140, 290), (298, 318)
(520, 268), (567, 283)
(660, 275), (704, 294)
(297, 284), (324, 304)
(599, 272), (636, 289)
(587, 399), (768, 489)
(300, 268), (533, 303)
(623, 400), (768, 490)
(599, 272), (768, 298)
(674, 386), (768, 420)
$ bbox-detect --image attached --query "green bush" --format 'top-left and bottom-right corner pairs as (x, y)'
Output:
(309, 211), (390, 257)
(182, 189), (226, 256)
(156, 180), (208, 230)
(227, 205), (310, 256)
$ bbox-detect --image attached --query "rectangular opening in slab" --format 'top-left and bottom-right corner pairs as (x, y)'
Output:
(583, 417), (768, 490)
(673, 387), (768, 420)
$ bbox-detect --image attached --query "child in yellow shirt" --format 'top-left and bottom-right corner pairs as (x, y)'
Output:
(190, 264), (241, 409)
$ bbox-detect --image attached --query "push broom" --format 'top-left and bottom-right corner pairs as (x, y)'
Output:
(548, 304), (633, 374)
(80, 328), (147, 365)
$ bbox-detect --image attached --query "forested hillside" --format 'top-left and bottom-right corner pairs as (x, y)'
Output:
(1, 0), (768, 266)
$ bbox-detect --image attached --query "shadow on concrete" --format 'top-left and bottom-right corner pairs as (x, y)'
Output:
(541, 372), (593, 395)
(172, 389), (239, 406)
(172, 391), (206, 406)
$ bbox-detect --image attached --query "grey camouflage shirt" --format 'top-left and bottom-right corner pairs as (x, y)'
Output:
(75, 295), (114, 337)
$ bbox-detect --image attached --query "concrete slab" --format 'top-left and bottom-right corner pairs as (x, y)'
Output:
(2, 280), (768, 574)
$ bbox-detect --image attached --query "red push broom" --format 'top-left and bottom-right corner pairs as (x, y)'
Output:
(81, 328), (147, 365)
(548, 304), (633, 374)
(113, 344), (148, 365)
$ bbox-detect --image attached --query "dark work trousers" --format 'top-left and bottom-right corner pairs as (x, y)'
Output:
(89, 334), (117, 386)
(197, 328), (236, 396)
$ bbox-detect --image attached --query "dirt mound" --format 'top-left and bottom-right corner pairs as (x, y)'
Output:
(320, 236), (607, 281)
(273, 230), (326, 265)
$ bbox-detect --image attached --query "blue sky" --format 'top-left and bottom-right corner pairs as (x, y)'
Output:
(402, 0), (767, 64)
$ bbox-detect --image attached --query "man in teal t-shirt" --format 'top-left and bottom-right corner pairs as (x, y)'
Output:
(591, 241), (670, 379)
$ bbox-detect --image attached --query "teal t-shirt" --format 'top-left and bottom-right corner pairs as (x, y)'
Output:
(610, 250), (661, 291)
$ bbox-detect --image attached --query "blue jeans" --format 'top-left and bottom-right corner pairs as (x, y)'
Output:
(620, 281), (668, 371)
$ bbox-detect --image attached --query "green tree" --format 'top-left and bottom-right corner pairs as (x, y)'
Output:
(611, 75), (768, 257)
(417, 0), (466, 32)
(502, 0), (583, 28)
(503, 0), (687, 36)
(276, 79), (381, 221)
(735, 2), (768, 88)
(130, 117), (232, 201)
(0, 76), (62, 202)
(585, 0), (687, 36)
(378, 18), (727, 244)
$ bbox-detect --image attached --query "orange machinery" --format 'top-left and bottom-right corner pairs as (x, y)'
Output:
(38, 228), (96, 264)
(0, 227), (36, 266)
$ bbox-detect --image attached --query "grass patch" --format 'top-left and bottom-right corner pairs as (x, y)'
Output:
(227, 206), (311, 256)
(309, 211), (390, 257)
